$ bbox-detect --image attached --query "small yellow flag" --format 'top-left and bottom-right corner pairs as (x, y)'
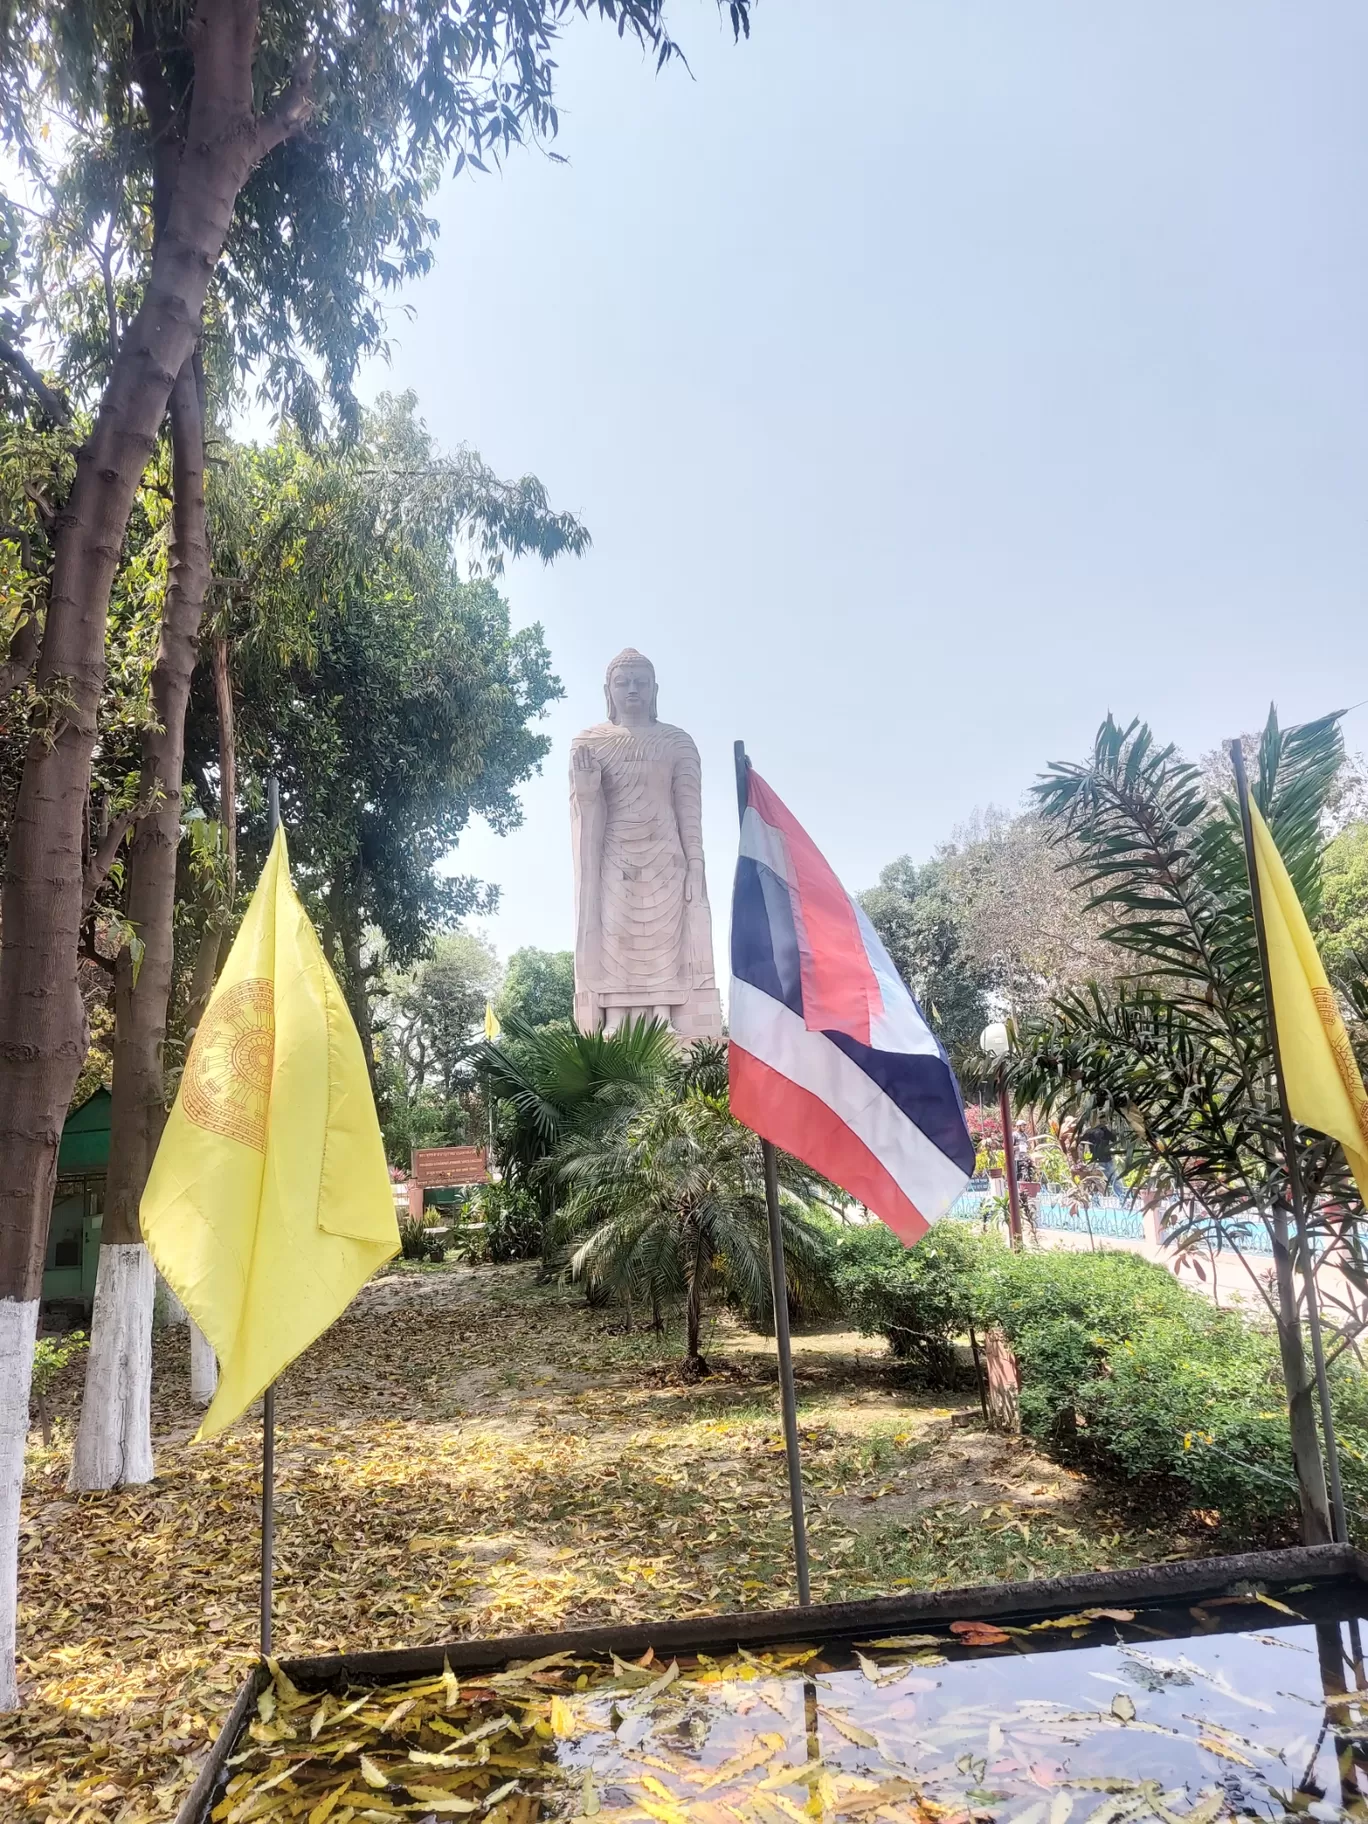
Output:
(484, 1001), (501, 1041)
(141, 829), (399, 1439)
(1250, 802), (1368, 1204)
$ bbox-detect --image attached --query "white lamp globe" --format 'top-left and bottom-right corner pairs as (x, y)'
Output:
(980, 1020), (1010, 1061)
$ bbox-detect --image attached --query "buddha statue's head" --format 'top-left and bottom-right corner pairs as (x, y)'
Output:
(605, 649), (658, 727)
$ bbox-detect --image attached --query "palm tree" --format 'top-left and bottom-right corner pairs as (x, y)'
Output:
(474, 1014), (678, 1262)
(554, 1088), (835, 1377)
(1010, 707), (1366, 1542)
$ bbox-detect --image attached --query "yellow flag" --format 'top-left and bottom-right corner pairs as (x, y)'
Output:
(484, 1001), (501, 1041)
(1250, 802), (1368, 1204)
(141, 829), (399, 1439)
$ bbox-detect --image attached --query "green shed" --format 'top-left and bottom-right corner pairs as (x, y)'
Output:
(44, 1087), (110, 1312)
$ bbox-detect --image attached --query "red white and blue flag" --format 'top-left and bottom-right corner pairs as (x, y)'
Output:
(729, 766), (975, 1245)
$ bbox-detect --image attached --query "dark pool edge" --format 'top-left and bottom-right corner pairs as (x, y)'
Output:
(174, 1661), (268, 1824)
(172, 1540), (1363, 1824)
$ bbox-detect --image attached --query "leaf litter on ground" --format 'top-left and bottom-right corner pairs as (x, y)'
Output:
(0, 1262), (1240, 1819)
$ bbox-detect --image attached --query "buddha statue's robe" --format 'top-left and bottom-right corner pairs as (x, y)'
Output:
(569, 719), (722, 1040)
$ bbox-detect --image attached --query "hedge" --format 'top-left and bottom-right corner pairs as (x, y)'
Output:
(835, 1222), (1368, 1541)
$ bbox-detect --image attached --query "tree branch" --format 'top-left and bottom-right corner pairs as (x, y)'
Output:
(131, 2), (184, 236)
(254, 50), (315, 158)
(100, 214), (119, 367)
(0, 332), (71, 425)
(83, 809), (135, 909)
(79, 925), (116, 978)
(0, 611), (41, 704)
(22, 482), (56, 530)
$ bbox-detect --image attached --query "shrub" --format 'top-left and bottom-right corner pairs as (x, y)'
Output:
(31, 1330), (87, 1446)
(834, 1219), (1368, 1541)
(976, 1245), (1368, 1539)
(397, 1216), (445, 1262)
(834, 1221), (995, 1387)
(975, 1248), (1196, 1440)
(476, 1179), (543, 1263)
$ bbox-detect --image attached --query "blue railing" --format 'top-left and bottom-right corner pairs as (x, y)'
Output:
(944, 1187), (1301, 1258)
(1037, 1197), (1147, 1240)
(945, 1188), (1146, 1240)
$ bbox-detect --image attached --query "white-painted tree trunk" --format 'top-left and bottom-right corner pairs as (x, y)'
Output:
(0, 1297), (38, 1711)
(68, 1244), (155, 1492)
(156, 1274), (187, 1328)
(189, 1320), (217, 1407)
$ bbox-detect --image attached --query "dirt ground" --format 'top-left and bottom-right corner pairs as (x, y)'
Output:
(0, 1260), (1208, 1821)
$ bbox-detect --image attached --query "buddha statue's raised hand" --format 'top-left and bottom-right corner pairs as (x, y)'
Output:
(571, 744), (602, 798)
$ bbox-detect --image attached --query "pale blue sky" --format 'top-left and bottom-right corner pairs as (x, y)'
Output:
(362, 0), (1368, 964)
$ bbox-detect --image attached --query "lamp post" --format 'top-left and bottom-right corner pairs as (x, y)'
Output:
(981, 1021), (1023, 1249)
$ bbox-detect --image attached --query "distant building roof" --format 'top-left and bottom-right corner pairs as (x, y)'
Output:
(59, 1087), (111, 1175)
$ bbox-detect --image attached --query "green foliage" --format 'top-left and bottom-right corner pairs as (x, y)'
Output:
(375, 928), (499, 1160)
(975, 1247), (1353, 1538)
(1013, 708), (1366, 1240)
(397, 1216), (446, 1263)
(31, 1331), (88, 1400)
(376, 1060), (469, 1168)
(669, 1037), (730, 1100)
(836, 1225), (1368, 1540)
(1319, 821), (1368, 990)
(555, 1088), (834, 1365)
(6, 2), (753, 435)
(833, 1222), (994, 1387)
(476, 1179), (543, 1264)
(477, 1014), (678, 1196)
(496, 949), (575, 1029)
(201, 397), (577, 986)
(31, 1329), (88, 1445)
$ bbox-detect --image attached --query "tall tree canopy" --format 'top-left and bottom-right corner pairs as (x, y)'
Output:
(497, 947), (576, 1029)
(189, 394), (577, 1060)
(375, 929), (501, 1163)
(0, 0), (755, 1711)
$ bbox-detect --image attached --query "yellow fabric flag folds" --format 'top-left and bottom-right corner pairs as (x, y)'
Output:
(1250, 802), (1368, 1205)
(142, 829), (399, 1439)
(484, 1001), (501, 1042)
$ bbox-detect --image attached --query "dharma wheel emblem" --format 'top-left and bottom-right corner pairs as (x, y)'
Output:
(182, 978), (276, 1153)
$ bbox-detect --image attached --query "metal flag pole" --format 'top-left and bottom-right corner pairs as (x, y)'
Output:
(997, 1077), (1024, 1248)
(734, 740), (811, 1605)
(261, 774), (281, 1656)
(1230, 739), (1348, 1543)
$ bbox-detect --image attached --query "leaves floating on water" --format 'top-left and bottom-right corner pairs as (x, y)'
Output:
(194, 1605), (1368, 1824)
(864, 1634), (943, 1650)
(949, 1620), (1012, 1646)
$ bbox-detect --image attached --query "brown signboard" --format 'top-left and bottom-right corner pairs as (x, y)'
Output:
(411, 1145), (489, 1187)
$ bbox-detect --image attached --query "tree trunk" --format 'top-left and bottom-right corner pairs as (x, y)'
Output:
(184, 635), (236, 1042)
(331, 892), (378, 1099)
(189, 1319), (217, 1407)
(0, 2), (271, 1310)
(212, 635), (236, 900)
(0, 1301), (37, 1709)
(156, 1275), (187, 1327)
(0, 0), (306, 1708)
(67, 1245), (155, 1492)
(71, 355), (210, 1492)
(185, 924), (224, 1044)
(683, 1225), (708, 1378)
(1270, 1203), (1333, 1544)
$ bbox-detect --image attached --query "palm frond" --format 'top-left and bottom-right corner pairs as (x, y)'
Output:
(555, 1082), (837, 1348)
(1031, 714), (1252, 1023)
